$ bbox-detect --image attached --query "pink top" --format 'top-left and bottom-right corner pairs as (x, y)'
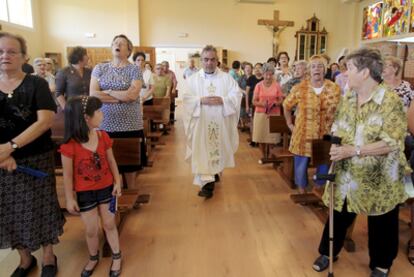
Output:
(253, 80), (284, 114)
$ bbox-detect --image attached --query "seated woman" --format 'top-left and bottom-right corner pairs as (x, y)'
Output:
(252, 62), (284, 163)
(153, 63), (172, 98)
(313, 48), (412, 277)
(90, 34), (145, 189)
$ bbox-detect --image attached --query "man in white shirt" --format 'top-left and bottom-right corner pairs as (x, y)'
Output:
(183, 45), (242, 198)
(183, 58), (198, 79)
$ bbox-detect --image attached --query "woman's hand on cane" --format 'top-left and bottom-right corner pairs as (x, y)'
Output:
(0, 156), (16, 172)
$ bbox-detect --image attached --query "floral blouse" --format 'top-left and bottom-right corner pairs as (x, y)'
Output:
(323, 84), (411, 215)
(392, 80), (414, 109)
(283, 79), (341, 157)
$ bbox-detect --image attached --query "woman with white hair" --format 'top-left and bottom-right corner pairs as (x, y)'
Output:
(33, 57), (56, 97)
(252, 62), (284, 163)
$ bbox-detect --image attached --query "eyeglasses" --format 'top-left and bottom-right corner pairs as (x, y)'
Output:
(0, 50), (21, 57)
(93, 152), (101, 170)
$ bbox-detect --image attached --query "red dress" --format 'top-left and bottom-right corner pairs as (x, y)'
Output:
(59, 130), (114, 192)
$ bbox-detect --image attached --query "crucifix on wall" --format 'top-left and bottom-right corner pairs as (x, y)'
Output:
(258, 10), (294, 57)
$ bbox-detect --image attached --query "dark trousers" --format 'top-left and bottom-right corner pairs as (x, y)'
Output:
(318, 200), (399, 270)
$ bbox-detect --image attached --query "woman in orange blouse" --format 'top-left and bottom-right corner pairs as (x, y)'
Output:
(283, 55), (341, 194)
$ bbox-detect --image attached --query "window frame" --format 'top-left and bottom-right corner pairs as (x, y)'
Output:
(0, 0), (34, 29)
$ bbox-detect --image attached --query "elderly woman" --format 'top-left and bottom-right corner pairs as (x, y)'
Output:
(252, 63), (284, 163)
(238, 62), (253, 131)
(383, 56), (414, 110)
(33, 57), (56, 99)
(281, 60), (307, 96)
(153, 63), (172, 98)
(133, 51), (154, 105)
(275, 51), (293, 86)
(312, 48), (412, 277)
(90, 34), (144, 196)
(335, 56), (348, 95)
(0, 32), (64, 277)
(283, 55), (341, 194)
(44, 57), (55, 75)
(56, 46), (91, 109)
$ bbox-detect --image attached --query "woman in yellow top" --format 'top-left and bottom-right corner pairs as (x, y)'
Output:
(313, 48), (412, 277)
(152, 63), (172, 98)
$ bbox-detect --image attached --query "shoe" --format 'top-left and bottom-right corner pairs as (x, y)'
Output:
(370, 268), (389, 277)
(81, 252), (100, 277)
(407, 240), (414, 266)
(41, 255), (57, 277)
(312, 255), (338, 272)
(11, 255), (37, 277)
(258, 159), (263, 164)
(198, 182), (215, 198)
(215, 174), (220, 182)
(109, 252), (122, 277)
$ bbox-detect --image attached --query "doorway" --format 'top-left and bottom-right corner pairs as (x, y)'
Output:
(156, 47), (202, 99)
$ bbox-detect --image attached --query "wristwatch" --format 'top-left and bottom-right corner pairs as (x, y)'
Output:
(9, 140), (19, 150)
(355, 145), (361, 157)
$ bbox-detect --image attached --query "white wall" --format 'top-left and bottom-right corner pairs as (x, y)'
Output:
(140, 0), (360, 64)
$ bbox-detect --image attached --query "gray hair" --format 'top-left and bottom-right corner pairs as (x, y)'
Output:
(346, 48), (383, 83)
(294, 60), (308, 68)
(262, 62), (275, 74)
(33, 57), (45, 65)
(201, 45), (218, 57)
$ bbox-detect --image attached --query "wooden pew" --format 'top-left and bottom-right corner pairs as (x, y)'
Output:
(267, 115), (295, 188)
(153, 97), (171, 131)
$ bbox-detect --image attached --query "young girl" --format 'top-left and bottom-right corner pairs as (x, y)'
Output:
(60, 96), (122, 277)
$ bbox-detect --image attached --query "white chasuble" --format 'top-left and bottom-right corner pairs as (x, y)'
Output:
(183, 69), (242, 186)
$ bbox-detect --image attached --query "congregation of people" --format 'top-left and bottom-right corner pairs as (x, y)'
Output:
(1, 28), (414, 277)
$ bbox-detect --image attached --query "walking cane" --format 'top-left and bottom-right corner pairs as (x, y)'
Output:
(315, 135), (342, 277)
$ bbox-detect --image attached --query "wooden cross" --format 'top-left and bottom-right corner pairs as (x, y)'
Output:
(258, 10), (294, 57)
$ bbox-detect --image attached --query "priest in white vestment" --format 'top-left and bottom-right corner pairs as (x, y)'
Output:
(183, 45), (242, 198)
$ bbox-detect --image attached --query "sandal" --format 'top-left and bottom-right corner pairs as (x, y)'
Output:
(81, 252), (99, 277)
(407, 240), (414, 266)
(109, 252), (122, 277)
(312, 255), (338, 272)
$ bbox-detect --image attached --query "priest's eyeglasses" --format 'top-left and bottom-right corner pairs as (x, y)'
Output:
(92, 152), (101, 170)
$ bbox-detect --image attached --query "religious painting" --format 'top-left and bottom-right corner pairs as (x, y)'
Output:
(362, 2), (383, 40)
(382, 0), (410, 37)
(410, 0), (414, 31)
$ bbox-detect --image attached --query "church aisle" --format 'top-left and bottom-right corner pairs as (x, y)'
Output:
(0, 104), (412, 277)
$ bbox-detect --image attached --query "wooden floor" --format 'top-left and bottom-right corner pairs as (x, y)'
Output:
(1, 104), (413, 277)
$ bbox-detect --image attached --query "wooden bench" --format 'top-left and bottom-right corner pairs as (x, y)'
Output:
(267, 115), (295, 188)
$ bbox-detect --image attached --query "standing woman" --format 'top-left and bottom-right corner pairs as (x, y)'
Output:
(90, 34), (144, 188)
(252, 63), (284, 163)
(0, 32), (64, 277)
(55, 46), (91, 109)
(133, 51), (154, 105)
(313, 48), (411, 277)
(275, 51), (292, 87)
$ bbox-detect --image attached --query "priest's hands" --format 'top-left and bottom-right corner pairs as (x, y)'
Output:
(201, 96), (223, 105)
